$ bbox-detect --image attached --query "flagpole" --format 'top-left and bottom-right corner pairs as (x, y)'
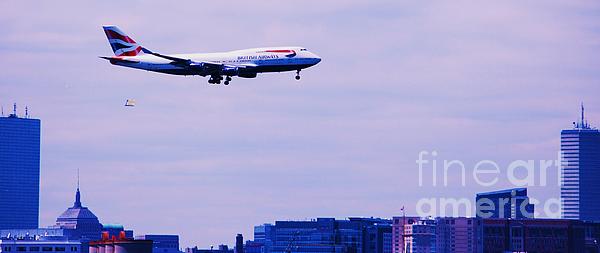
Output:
(402, 206), (405, 253)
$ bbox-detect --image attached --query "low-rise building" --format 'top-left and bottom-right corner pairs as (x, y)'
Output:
(391, 216), (420, 253)
(482, 218), (586, 253)
(89, 232), (152, 253)
(435, 217), (482, 253)
(0, 239), (81, 253)
(186, 245), (233, 253)
(476, 188), (534, 219)
(403, 219), (436, 253)
(134, 235), (180, 253)
(252, 217), (391, 253)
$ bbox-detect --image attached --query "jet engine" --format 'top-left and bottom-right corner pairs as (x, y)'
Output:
(220, 66), (239, 76)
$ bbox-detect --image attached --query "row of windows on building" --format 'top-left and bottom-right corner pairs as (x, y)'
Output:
(1, 246), (78, 252)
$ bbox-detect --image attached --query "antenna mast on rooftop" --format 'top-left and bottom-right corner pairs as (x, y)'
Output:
(575, 102), (597, 130)
(582, 102), (586, 128)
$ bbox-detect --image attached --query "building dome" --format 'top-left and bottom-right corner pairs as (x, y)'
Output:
(56, 188), (100, 224)
(53, 187), (103, 241)
(56, 205), (100, 222)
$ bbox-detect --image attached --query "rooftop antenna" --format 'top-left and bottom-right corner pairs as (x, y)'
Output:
(25, 106), (29, 118)
(582, 102), (585, 128)
(1, 105), (3, 116)
(74, 168), (82, 208)
(13, 103), (17, 116)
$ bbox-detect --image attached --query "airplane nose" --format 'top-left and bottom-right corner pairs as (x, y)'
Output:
(312, 53), (322, 64)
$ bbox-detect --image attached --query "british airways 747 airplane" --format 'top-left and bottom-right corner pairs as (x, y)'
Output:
(101, 26), (321, 85)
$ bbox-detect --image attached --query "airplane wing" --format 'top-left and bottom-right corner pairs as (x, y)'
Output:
(141, 47), (245, 76)
(141, 48), (196, 66)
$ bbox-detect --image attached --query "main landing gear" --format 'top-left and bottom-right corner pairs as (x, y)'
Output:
(208, 76), (221, 84)
(295, 70), (301, 80)
(208, 76), (232, 85)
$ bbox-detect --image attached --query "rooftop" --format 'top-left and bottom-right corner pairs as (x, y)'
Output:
(476, 187), (527, 196)
(55, 187), (100, 224)
(1, 103), (34, 119)
(0, 240), (80, 245)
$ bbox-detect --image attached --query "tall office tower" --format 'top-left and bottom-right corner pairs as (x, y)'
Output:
(0, 105), (41, 229)
(561, 104), (600, 221)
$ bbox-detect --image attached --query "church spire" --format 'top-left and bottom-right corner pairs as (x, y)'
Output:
(74, 169), (82, 208)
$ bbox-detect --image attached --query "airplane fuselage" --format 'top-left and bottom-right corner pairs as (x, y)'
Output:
(107, 46), (321, 77)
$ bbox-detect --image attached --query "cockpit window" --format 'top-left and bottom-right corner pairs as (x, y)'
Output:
(300, 48), (307, 51)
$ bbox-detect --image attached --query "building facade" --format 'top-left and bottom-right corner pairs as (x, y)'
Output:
(0, 111), (41, 229)
(0, 239), (81, 253)
(402, 219), (436, 253)
(271, 218), (361, 253)
(482, 218), (586, 253)
(89, 232), (152, 253)
(186, 245), (232, 253)
(392, 216), (420, 253)
(244, 241), (265, 253)
(362, 223), (392, 253)
(435, 217), (482, 253)
(475, 188), (534, 219)
(250, 218), (391, 253)
(134, 235), (180, 253)
(251, 224), (275, 253)
(561, 105), (600, 221)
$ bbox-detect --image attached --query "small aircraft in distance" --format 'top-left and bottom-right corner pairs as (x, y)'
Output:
(124, 99), (136, 107)
(100, 26), (322, 85)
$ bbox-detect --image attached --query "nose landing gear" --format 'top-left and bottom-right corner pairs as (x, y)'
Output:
(295, 70), (301, 80)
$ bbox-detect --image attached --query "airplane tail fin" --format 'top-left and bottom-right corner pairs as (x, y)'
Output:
(102, 26), (143, 57)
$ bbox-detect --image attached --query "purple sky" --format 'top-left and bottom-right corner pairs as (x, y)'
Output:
(2, 0), (600, 248)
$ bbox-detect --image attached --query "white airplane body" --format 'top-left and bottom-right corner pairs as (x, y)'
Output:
(101, 26), (321, 85)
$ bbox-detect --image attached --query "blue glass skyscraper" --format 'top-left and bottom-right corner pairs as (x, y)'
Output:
(475, 188), (535, 219)
(0, 106), (41, 229)
(561, 104), (600, 221)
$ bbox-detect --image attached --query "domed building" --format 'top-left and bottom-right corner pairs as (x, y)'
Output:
(52, 186), (103, 241)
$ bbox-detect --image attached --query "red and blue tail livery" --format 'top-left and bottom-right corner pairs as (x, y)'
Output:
(100, 25), (321, 85)
(102, 26), (142, 57)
